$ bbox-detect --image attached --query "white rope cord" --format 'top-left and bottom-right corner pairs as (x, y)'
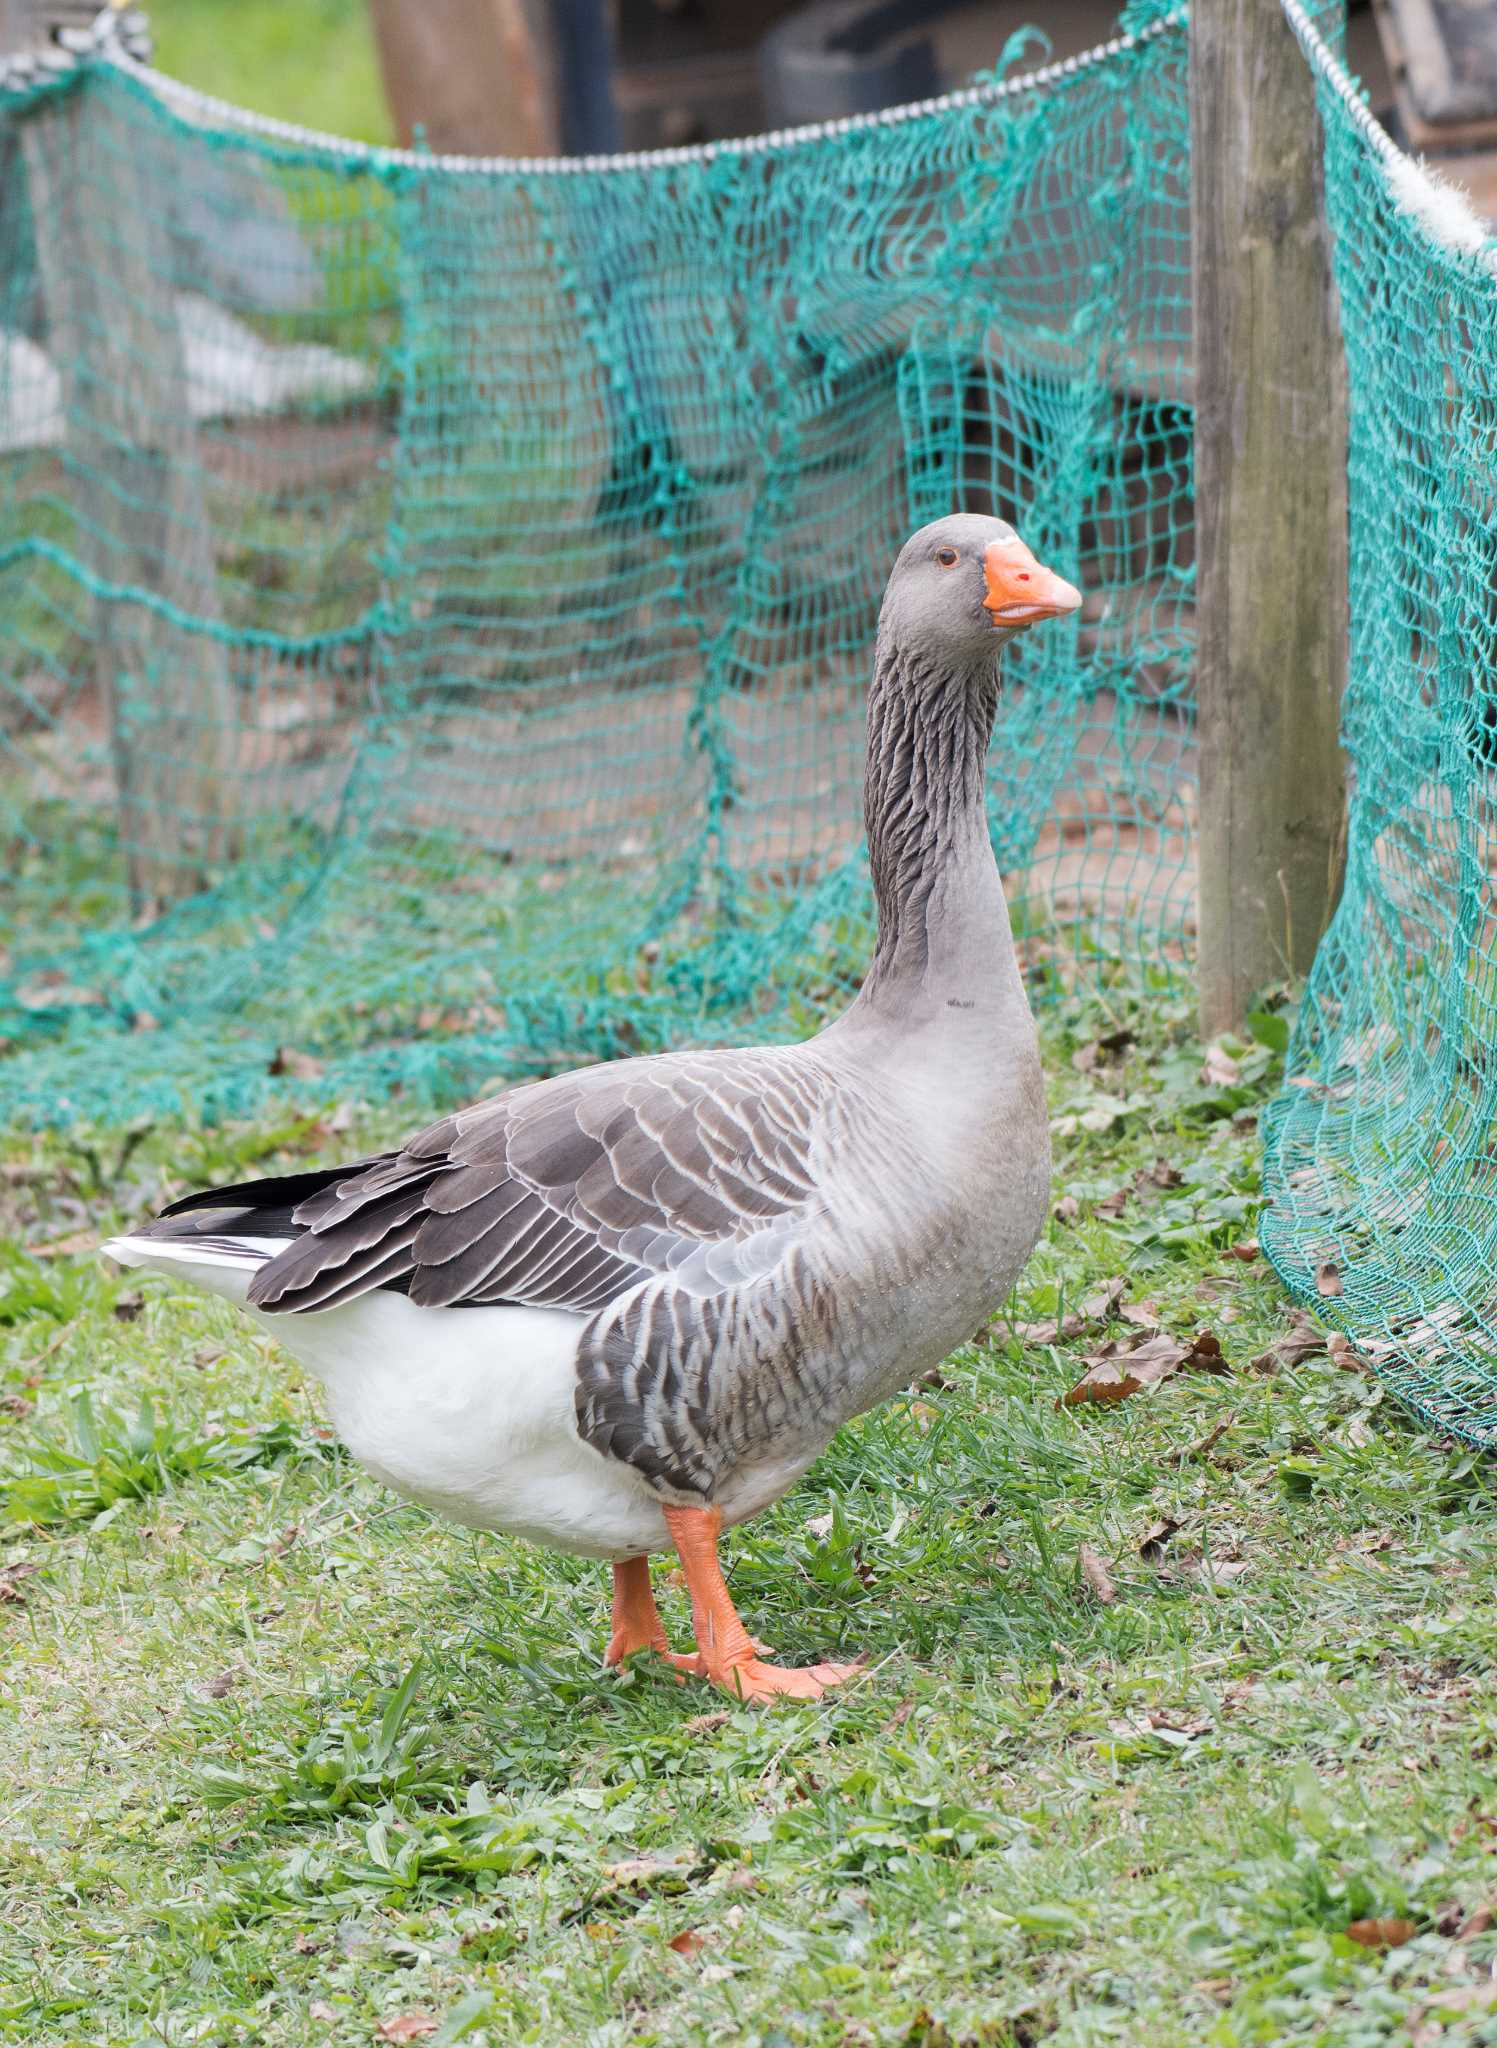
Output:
(1278, 0), (1496, 264)
(82, 6), (1185, 178)
(1276, 0), (1401, 164)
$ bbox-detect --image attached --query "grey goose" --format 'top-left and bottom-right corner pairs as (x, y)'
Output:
(105, 513), (1080, 1702)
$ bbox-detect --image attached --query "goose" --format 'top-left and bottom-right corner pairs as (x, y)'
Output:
(104, 514), (1079, 1703)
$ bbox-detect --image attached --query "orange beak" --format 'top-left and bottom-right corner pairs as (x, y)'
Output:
(983, 536), (1082, 626)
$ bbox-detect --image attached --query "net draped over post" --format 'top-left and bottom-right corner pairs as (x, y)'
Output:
(1261, 1), (1497, 1444)
(0, 12), (1194, 1126)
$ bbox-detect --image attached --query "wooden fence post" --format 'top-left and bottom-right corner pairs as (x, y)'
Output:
(1191, 0), (1349, 1036)
(2, 1), (237, 910)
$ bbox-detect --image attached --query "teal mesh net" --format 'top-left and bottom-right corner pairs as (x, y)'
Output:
(1260, 2), (1497, 1444)
(9, 2), (1497, 1441)
(0, 8), (1194, 1127)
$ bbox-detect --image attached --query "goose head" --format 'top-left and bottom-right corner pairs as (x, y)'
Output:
(877, 513), (1082, 667)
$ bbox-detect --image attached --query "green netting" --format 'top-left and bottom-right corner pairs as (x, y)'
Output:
(1260, 3), (1497, 1443)
(0, 7), (1194, 1127)
(8, 4), (1497, 1444)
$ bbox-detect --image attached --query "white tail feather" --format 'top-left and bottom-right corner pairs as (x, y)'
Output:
(99, 1234), (290, 1306)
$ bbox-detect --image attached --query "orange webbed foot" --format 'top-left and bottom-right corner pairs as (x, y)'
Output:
(710, 1655), (867, 1705)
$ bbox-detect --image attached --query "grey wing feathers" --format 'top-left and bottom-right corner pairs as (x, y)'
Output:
(247, 1049), (828, 1317)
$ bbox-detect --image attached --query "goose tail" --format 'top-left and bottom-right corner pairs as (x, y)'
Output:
(100, 1226), (290, 1306)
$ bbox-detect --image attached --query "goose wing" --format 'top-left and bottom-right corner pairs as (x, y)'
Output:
(236, 1046), (829, 1316)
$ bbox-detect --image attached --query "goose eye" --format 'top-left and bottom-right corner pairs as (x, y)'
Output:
(935, 546), (959, 568)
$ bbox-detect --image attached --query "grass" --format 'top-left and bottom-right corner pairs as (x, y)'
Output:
(4, 985), (1497, 2046)
(149, 0), (392, 146)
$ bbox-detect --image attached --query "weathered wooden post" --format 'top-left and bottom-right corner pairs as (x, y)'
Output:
(1191, 0), (1349, 1035)
(0, 0), (237, 910)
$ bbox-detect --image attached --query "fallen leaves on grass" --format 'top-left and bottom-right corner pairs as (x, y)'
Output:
(1251, 1312), (1328, 1375)
(1344, 1917), (1416, 1951)
(1053, 1195), (1080, 1225)
(1201, 1044), (1241, 1087)
(1328, 1332), (1372, 1375)
(1019, 1278), (1125, 1347)
(375, 2016), (439, 2043)
(1078, 1544), (1117, 1605)
(28, 1229), (95, 1259)
(0, 1562), (40, 1606)
(1138, 1516), (1181, 1562)
(1410, 1982), (1497, 2047)
(1225, 1239), (1260, 1263)
(1060, 1329), (1227, 1408)
(1317, 1261), (1344, 1298)
(605, 1855), (695, 1890)
(668, 1929), (707, 1959)
(683, 1711), (729, 1737)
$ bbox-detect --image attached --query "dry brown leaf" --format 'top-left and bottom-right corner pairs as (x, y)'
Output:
(1021, 1277), (1126, 1347)
(1344, 1917), (1416, 1951)
(1078, 1544), (1117, 1606)
(1147, 1708), (1212, 1737)
(1120, 1298), (1164, 1329)
(1093, 1185), (1131, 1219)
(375, 2017), (439, 2043)
(294, 1933), (322, 1955)
(1316, 1261), (1344, 1298)
(1139, 1158), (1184, 1191)
(1139, 1516), (1181, 1562)
(269, 1046), (325, 1080)
(1053, 1195), (1080, 1225)
(669, 1929), (707, 1959)
(804, 1512), (835, 1540)
(683, 1711), (729, 1737)
(1196, 1557), (1251, 1585)
(1060, 1328), (1226, 1408)
(0, 1562), (40, 1605)
(605, 1857), (680, 1888)
(1327, 1332), (1371, 1375)
(204, 1670), (237, 1699)
(1457, 1904), (1494, 1941)
(29, 1229), (96, 1259)
(1251, 1312), (1327, 1375)
(309, 2003), (336, 2024)
(1202, 1044), (1241, 1086)
(1225, 1240), (1260, 1263)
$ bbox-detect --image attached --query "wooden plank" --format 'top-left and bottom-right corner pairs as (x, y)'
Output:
(367, 0), (559, 155)
(1190, 0), (1348, 1035)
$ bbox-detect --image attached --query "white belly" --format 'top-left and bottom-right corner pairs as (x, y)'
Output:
(257, 1291), (673, 1560)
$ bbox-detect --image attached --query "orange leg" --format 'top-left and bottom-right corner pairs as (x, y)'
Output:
(604, 1556), (705, 1677)
(663, 1503), (865, 1704)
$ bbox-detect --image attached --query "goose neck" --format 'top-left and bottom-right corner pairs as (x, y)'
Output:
(854, 634), (1019, 1024)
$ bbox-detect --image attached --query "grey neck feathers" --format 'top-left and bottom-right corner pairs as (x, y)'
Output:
(856, 631), (1016, 1018)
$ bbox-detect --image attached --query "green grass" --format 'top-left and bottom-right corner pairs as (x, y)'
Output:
(5, 988), (1497, 2045)
(149, 0), (392, 145)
